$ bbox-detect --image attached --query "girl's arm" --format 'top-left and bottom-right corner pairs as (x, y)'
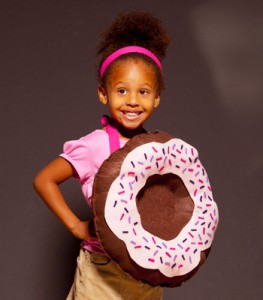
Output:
(33, 157), (92, 240)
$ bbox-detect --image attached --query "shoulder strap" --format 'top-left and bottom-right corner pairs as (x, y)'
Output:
(101, 115), (120, 154)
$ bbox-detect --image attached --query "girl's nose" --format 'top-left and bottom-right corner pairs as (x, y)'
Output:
(126, 94), (139, 106)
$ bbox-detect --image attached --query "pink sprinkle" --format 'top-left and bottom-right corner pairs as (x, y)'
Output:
(170, 247), (176, 250)
(165, 252), (171, 258)
(152, 146), (158, 153)
(185, 247), (190, 252)
(176, 149), (181, 154)
(168, 159), (172, 166)
(208, 186), (212, 191)
(188, 232), (194, 238)
(206, 204), (212, 207)
(191, 148), (194, 156)
(156, 157), (162, 161)
(135, 245), (142, 249)
(133, 228), (137, 235)
(197, 164), (201, 168)
(212, 226), (216, 231)
(168, 146), (170, 154)
(152, 236), (156, 244)
(203, 228), (206, 235)
(178, 264), (183, 269)
(198, 242), (203, 245)
(210, 213), (214, 221)
(198, 216), (205, 220)
(128, 172), (135, 176)
(130, 193), (133, 200)
(159, 166), (164, 172)
(145, 166), (151, 170)
(188, 168), (194, 172)
(194, 189), (197, 196)
(118, 191), (125, 195)
(148, 258), (155, 263)
(199, 179), (204, 184)
(181, 158), (186, 163)
(120, 213), (124, 221)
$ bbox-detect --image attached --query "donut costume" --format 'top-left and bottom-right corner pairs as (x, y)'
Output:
(92, 122), (219, 287)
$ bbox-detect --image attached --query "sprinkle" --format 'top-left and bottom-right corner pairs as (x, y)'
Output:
(133, 228), (137, 235)
(143, 237), (149, 243)
(140, 172), (145, 178)
(170, 247), (176, 250)
(191, 148), (194, 156)
(195, 171), (200, 177)
(135, 245), (142, 249)
(188, 232), (194, 238)
(182, 238), (187, 243)
(162, 148), (165, 155)
(172, 144), (176, 150)
(124, 207), (129, 213)
(131, 161), (135, 168)
(144, 153), (147, 160)
(189, 256), (192, 264)
(182, 168), (187, 174)
(199, 179), (204, 184)
(128, 217), (131, 224)
(178, 264), (183, 269)
(160, 257), (163, 264)
(120, 183), (124, 189)
(156, 157), (162, 161)
(194, 189), (197, 197)
(173, 255), (177, 261)
(185, 247), (190, 252)
(188, 168), (194, 172)
(190, 180), (195, 184)
(128, 171), (135, 176)
(145, 246), (150, 250)
(138, 161), (144, 165)
(210, 213), (214, 221)
(162, 242), (168, 249)
(165, 252), (171, 258)
(152, 237), (156, 244)
(130, 193), (133, 200)
(182, 255), (185, 260)
(172, 263), (177, 269)
(120, 213), (124, 221)
(168, 146), (170, 154)
(156, 162), (159, 168)
(131, 241), (136, 245)
(113, 201), (117, 207)
(150, 155), (154, 162)
(122, 231), (128, 234)
(153, 250), (158, 256)
(152, 146), (158, 153)
(176, 165), (180, 169)
(159, 166), (164, 172)
(200, 185), (205, 189)
(121, 199), (127, 204)
(134, 222), (138, 226)
(181, 158), (187, 163)
(120, 174), (125, 180)
(193, 249), (198, 254)
(181, 144), (184, 150)
(168, 159), (172, 166)
(203, 209), (208, 214)
(165, 262), (170, 266)
(118, 191), (125, 195)
(177, 243), (183, 249)
(189, 157), (192, 163)
(145, 166), (151, 170)
(171, 153), (177, 158)
(176, 149), (181, 154)
(148, 258), (155, 263)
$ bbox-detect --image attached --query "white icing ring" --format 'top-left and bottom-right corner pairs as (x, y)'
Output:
(104, 138), (219, 277)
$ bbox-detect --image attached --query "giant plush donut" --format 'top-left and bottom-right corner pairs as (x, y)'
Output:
(92, 131), (219, 287)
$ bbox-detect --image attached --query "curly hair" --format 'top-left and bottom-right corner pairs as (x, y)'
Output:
(97, 11), (170, 91)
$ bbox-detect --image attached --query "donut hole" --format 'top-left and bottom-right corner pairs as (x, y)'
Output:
(136, 173), (194, 241)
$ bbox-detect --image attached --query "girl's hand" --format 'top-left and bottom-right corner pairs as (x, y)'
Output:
(70, 220), (93, 241)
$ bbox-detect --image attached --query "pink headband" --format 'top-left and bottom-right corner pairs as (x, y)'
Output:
(100, 46), (162, 78)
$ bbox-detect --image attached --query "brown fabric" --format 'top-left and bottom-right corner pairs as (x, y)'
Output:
(92, 131), (208, 287)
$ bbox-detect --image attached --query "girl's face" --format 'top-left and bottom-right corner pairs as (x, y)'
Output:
(98, 59), (160, 138)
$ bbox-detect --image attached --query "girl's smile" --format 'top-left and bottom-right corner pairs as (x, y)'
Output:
(98, 58), (160, 138)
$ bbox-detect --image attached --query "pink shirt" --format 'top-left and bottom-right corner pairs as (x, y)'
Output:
(60, 129), (127, 253)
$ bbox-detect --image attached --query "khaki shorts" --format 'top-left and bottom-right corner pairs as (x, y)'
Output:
(66, 249), (163, 300)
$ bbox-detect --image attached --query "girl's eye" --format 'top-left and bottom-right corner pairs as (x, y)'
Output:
(140, 89), (149, 95)
(118, 88), (127, 95)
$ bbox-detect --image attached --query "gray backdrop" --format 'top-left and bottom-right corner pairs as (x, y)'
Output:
(1, 0), (262, 299)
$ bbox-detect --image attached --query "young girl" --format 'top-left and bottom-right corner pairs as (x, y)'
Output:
(34, 11), (169, 300)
